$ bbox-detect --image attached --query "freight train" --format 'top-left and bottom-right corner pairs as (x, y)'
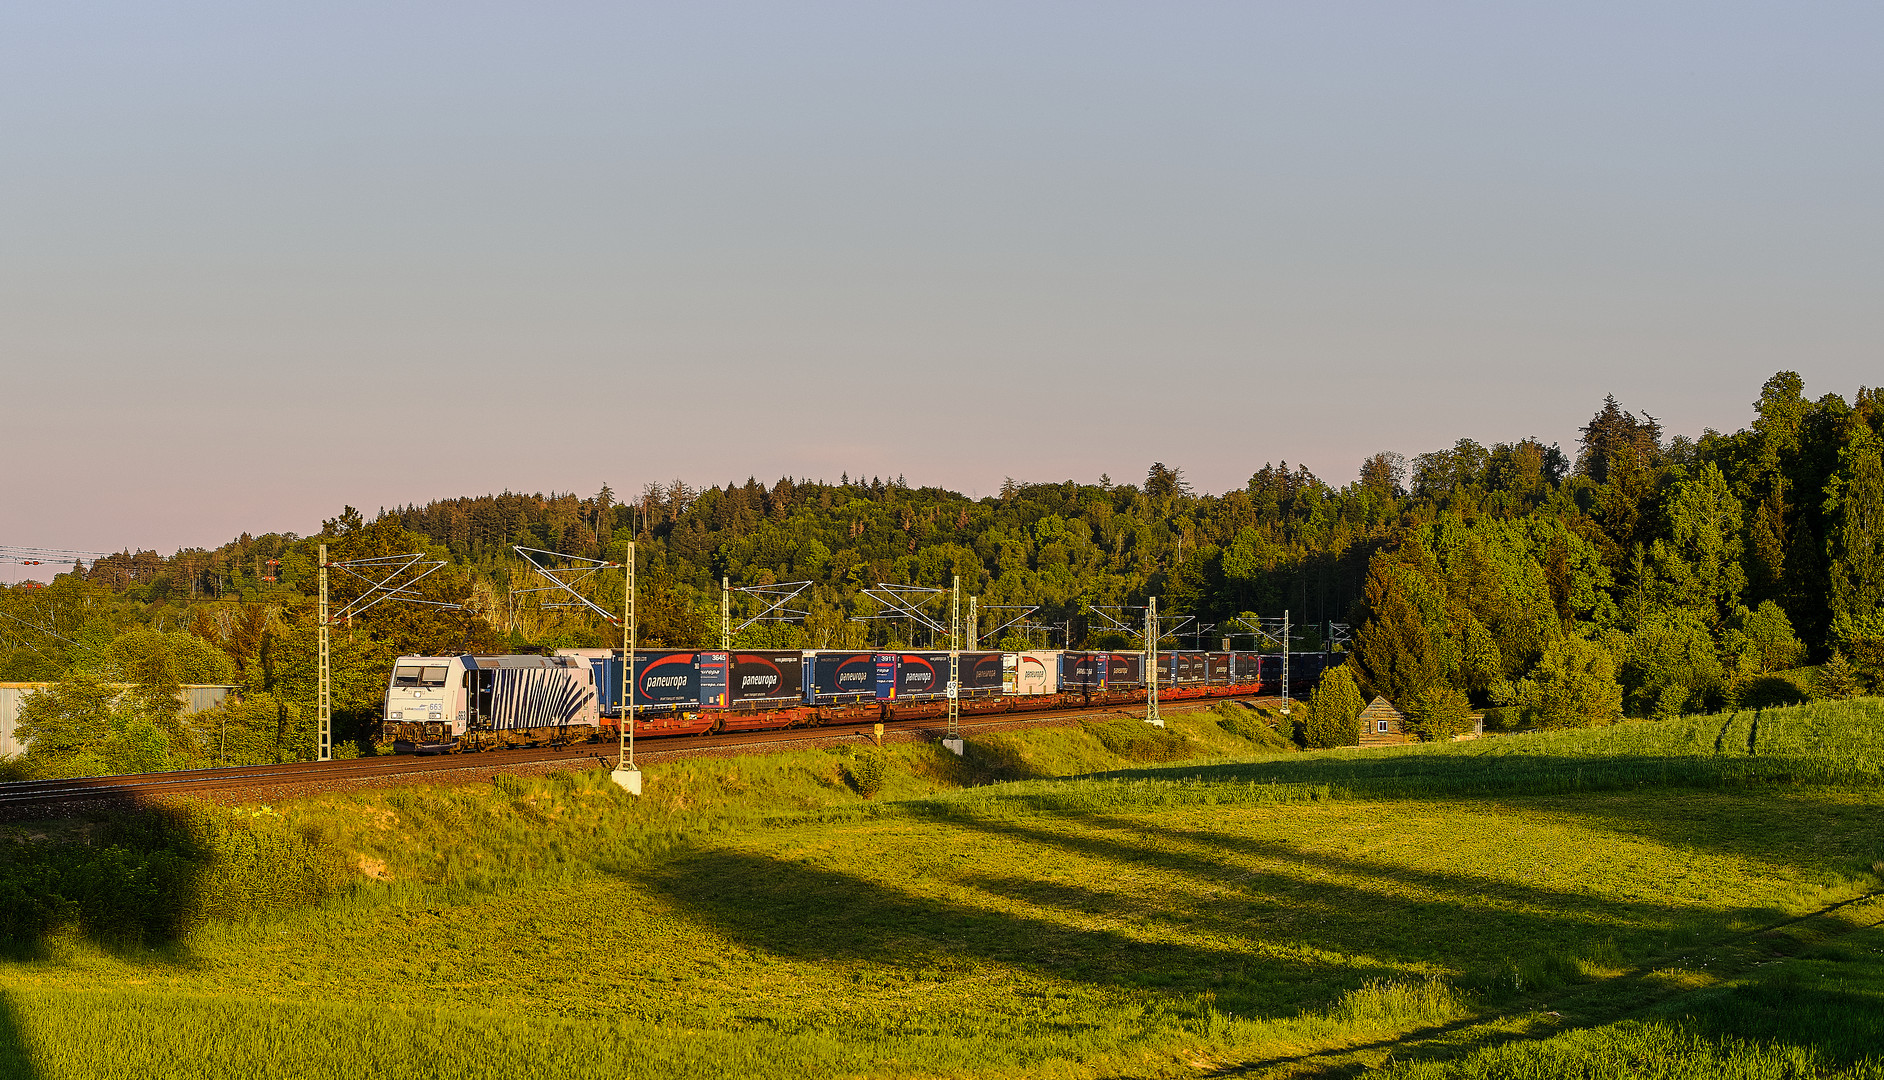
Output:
(381, 648), (1338, 753)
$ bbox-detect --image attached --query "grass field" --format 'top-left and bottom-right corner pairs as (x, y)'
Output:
(3, 699), (1883, 1078)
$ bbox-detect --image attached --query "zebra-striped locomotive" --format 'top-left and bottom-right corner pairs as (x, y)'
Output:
(382, 654), (602, 753)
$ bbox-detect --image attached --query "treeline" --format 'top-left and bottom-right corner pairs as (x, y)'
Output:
(4, 370), (1881, 776)
(1350, 375), (1884, 731)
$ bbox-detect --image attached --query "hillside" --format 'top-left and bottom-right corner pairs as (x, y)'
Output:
(2, 697), (1881, 1078)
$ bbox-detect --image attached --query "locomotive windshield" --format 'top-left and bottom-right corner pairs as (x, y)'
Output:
(392, 664), (448, 687)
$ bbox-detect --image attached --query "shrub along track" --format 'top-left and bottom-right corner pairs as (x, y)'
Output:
(0, 695), (1274, 819)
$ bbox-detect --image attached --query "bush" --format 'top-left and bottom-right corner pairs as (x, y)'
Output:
(1621, 610), (1725, 717)
(1302, 665), (1365, 748)
(0, 803), (349, 944)
(1499, 635), (1624, 728)
(1404, 685), (1474, 742)
(1211, 703), (1295, 753)
(1733, 672), (1812, 709)
(1085, 719), (1194, 762)
(1477, 706), (1525, 733)
(844, 749), (887, 799)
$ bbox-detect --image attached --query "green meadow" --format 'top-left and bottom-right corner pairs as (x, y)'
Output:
(3, 699), (1883, 1079)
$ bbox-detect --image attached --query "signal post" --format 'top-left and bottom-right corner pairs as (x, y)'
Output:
(613, 542), (641, 795)
(318, 544), (330, 761)
(942, 575), (964, 755)
(1145, 596), (1162, 728)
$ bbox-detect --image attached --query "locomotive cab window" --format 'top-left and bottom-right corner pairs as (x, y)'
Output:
(393, 665), (449, 688)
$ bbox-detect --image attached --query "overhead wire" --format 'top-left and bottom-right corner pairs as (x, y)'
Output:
(0, 543), (111, 568)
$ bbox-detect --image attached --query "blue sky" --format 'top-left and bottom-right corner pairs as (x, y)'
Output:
(2, 2), (1880, 567)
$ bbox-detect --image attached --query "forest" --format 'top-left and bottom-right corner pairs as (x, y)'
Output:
(3, 369), (1881, 775)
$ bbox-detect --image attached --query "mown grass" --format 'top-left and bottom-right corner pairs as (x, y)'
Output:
(1, 697), (1881, 1078)
(1112, 697), (1884, 799)
(1374, 910), (1884, 1080)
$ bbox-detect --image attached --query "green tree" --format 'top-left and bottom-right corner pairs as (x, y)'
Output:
(1725, 601), (1805, 676)
(191, 692), (311, 765)
(1648, 462), (1746, 630)
(13, 670), (177, 777)
(1620, 609), (1724, 718)
(1577, 395), (1667, 559)
(1143, 462), (1192, 503)
(1822, 439), (1884, 685)
(1828, 611), (1884, 691)
(101, 629), (237, 686)
(1404, 684), (1473, 742)
(1354, 539), (1449, 706)
(1828, 443), (1884, 625)
(638, 573), (710, 647)
(97, 628), (240, 739)
(1301, 664), (1365, 748)
(13, 669), (125, 763)
(1741, 372), (1808, 605)
(1496, 634), (1623, 728)
(260, 615), (399, 752)
(1819, 649), (1862, 699)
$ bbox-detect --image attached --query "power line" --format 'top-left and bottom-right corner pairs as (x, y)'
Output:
(0, 544), (111, 568)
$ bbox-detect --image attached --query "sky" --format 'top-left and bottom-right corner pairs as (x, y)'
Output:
(2, 2), (1881, 574)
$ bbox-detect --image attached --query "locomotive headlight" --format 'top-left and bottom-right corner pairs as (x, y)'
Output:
(389, 711), (404, 719)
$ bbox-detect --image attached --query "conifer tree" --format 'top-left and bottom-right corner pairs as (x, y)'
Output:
(1829, 444), (1884, 625)
(1820, 649), (1862, 699)
(1354, 540), (1448, 707)
(1302, 664), (1365, 748)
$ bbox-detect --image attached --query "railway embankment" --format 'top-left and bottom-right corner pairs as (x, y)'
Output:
(0, 695), (1294, 819)
(0, 700), (1290, 941)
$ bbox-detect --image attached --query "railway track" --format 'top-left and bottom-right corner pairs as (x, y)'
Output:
(0, 695), (1277, 818)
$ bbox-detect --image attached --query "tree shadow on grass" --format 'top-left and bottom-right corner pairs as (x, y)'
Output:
(1240, 914), (1884, 1077)
(1039, 749), (1884, 881)
(1669, 964), (1884, 1068)
(924, 804), (1758, 964)
(914, 802), (1884, 1072)
(1082, 748), (1851, 795)
(625, 795), (1798, 1026)
(627, 845), (1417, 1019)
(0, 992), (39, 1080)
(1493, 786), (1884, 886)
(1090, 806), (1791, 922)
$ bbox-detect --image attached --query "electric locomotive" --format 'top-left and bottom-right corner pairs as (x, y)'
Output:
(382, 653), (600, 753)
